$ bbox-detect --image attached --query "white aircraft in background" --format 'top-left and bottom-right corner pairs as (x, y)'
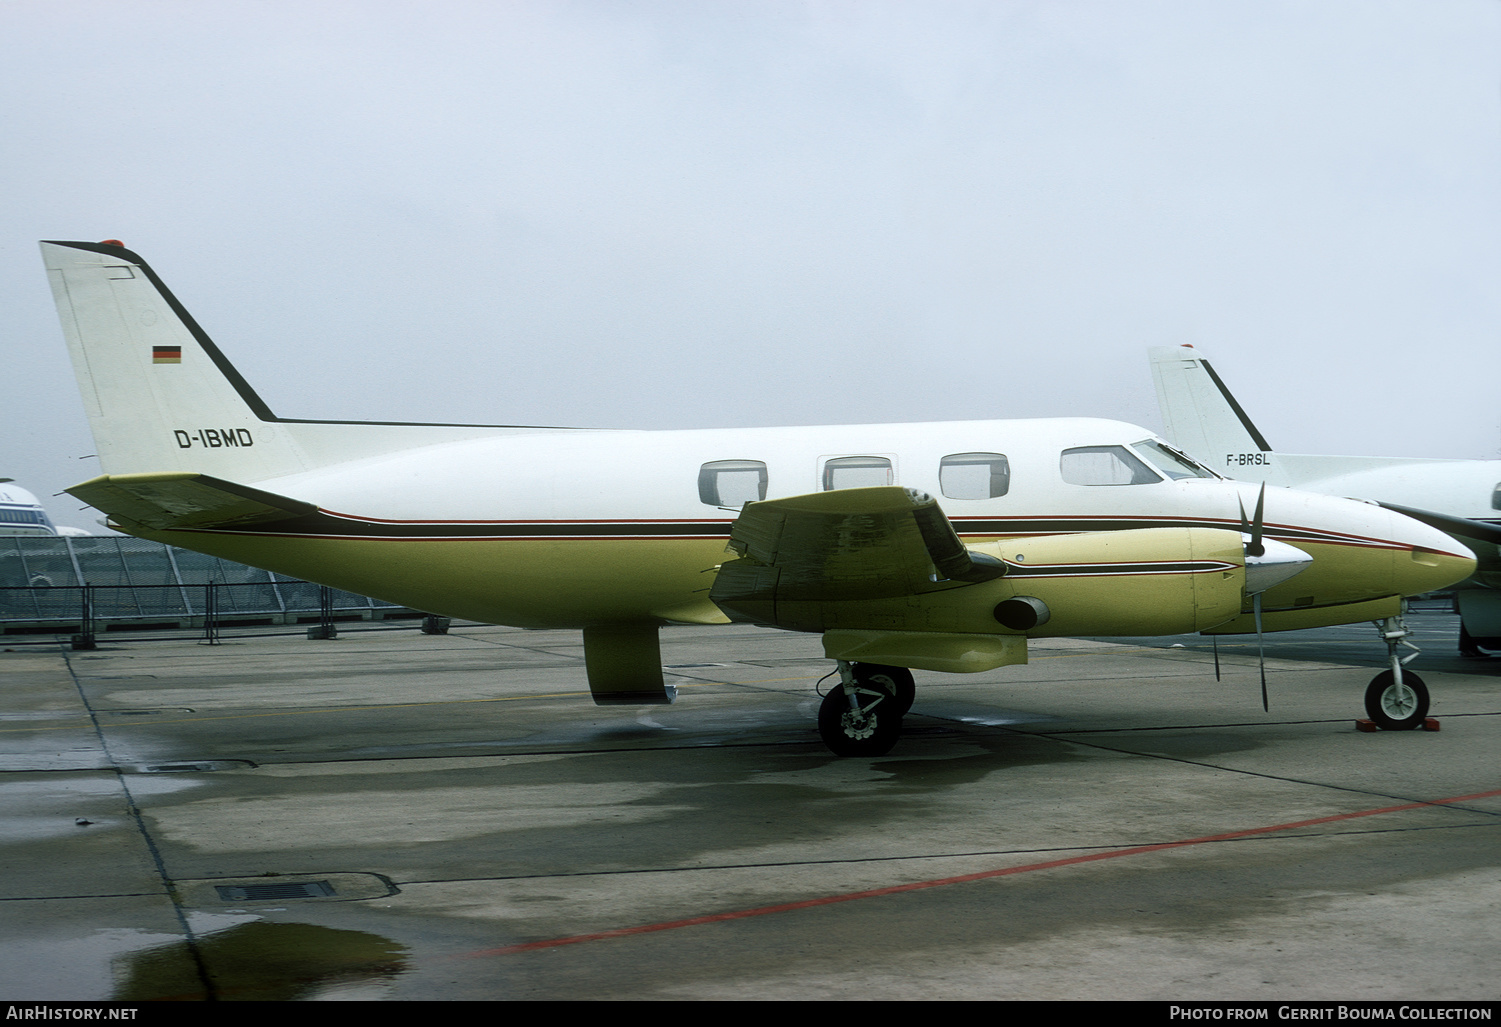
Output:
(39, 241), (1474, 755)
(0, 480), (59, 535)
(1150, 344), (1501, 656)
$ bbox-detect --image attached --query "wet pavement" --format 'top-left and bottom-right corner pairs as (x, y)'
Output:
(1, 613), (1498, 1000)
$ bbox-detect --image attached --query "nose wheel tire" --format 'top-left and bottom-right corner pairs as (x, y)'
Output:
(1364, 670), (1429, 731)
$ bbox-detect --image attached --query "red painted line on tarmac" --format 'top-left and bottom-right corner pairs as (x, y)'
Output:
(468, 786), (1501, 958)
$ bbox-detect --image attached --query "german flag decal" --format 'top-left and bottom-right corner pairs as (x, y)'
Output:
(152, 346), (181, 364)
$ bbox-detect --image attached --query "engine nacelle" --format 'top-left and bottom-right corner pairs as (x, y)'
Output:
(729, 526), (1247, 638)
(967, 527), (1246, 637)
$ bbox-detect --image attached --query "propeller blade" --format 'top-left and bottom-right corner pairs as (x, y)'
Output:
(1247, 483), (1266, 558)
(1240, 482), (1308, 594)
(1254, 592), (1268, 712)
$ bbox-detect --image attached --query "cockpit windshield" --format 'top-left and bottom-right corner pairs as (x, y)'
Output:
(1131, 438), (1221, 480)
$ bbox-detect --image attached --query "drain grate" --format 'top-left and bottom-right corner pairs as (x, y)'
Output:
(182, 872), (396, 905)
(215, 881), (337, 901)
(138, 760), (253, 773)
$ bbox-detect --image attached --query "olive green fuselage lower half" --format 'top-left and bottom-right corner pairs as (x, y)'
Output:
(121, 524), (1427, 637)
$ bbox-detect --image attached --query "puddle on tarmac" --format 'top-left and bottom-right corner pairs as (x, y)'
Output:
(113, 921), (408, 1001)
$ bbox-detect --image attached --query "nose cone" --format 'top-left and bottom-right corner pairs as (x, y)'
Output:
(1385, 511), (1477, 596)
(1233, 485), (1476, 607)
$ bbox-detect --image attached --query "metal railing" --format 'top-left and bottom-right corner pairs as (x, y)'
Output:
(0, 534), (449, 644)
(0, 581), (431, 645)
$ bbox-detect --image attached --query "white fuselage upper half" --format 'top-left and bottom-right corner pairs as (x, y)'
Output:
(247, 415), (1465, 562)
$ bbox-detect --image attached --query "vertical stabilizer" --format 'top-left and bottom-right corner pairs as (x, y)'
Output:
(42, 240), (552, 487)
(1148, 345), (1282, 483)
(43, 240), (312, 481)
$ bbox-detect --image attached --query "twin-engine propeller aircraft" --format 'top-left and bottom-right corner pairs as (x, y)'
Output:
(40, 240), (1475, 755)
(1150, 344), (1501, 658)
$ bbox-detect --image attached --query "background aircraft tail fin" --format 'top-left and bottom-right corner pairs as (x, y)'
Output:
(1148, 345), (1275, 478)
(42, 240), (550, 485)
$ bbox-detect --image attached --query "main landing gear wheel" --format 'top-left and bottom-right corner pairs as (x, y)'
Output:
(861, 664), (915, 716)
(818, 663), (908, 757)
(1364, 670), (1429, 731)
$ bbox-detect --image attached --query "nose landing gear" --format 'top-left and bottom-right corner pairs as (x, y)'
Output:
(1364, 669), (1429, 730)
(1364, 616), (1431, 730)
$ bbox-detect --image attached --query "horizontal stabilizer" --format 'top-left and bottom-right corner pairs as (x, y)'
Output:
(67, 472), (316, 531)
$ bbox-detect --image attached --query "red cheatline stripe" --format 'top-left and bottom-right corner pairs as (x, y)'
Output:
(468, 786), (1501, 958)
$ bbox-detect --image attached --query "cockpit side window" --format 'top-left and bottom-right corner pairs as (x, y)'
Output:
(1131, 438), (1219, 480)
(699, 460), (768, 507)
(940, 452), (1010, 499)
(1060, 445), (1161, 486)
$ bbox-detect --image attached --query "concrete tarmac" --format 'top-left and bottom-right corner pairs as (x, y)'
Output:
(1, 613), (1498, 1001)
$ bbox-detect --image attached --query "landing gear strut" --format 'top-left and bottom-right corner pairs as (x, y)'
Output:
(1459, 625), (1492, 658)
(817, 662), (914, 756)
(1364, 616), (1430, 730)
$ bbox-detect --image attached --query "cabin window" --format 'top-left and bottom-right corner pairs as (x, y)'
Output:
(940, 452), (1010, 500)
(698, 460), (768, 507)
(822, 455), (893, 491)
(1060, 445), (1161, 486)
(1131, 439), (1218, 480)
(1492, 484), (1501, 511)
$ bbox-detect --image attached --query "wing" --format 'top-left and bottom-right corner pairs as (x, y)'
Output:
(1376, 502), (1501, 547)
(66, 472), (316, 531)
(709, 486), (1005, 628)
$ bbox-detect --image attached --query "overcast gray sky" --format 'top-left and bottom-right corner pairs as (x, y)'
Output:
(4, 0), (1499, 529)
